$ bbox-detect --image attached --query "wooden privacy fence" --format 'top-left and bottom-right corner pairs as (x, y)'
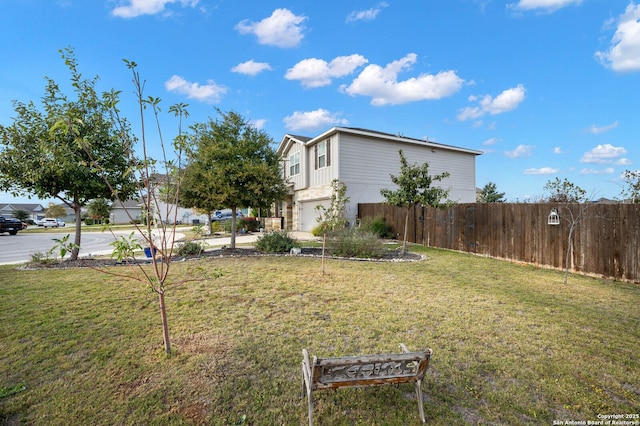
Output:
(358, 203), (640, 283)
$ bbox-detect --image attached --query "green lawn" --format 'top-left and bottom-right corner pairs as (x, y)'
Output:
(1, 247), (638, 425)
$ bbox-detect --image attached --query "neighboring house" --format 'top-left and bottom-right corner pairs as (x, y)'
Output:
(153, 199), (209, 225)
(276, 127), (483, 232)
(110, 197), (209, 225)
(0, 203), (46, 221)
(110, 198), (144, 224)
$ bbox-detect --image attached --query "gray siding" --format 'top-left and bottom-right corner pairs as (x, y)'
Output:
(308, 137), (337, 187)
(284, 142), (305, 189)
(339, 133), (476, 203)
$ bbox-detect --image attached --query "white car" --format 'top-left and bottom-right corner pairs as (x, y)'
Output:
(41, 218), (59, 228)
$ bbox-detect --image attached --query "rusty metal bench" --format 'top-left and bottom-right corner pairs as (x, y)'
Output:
(301, 343), (433, 425)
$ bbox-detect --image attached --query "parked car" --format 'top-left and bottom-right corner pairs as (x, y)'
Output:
(211, 210), (244, 221)
(56, 219), (66, 227)
(41, 218), (59, 228)
(0, 216), (22, 235)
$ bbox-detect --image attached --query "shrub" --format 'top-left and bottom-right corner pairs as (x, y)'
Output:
(310, 223), (329, 237)
(239, 217), (260, 232)
(255, 230), (298, 253)
(29, 251), (56, 265)
(210, 221), (223, 233)
(360, 216), (394, 239)
(175, 241), (205, 256)
(327, 228), (386, 259)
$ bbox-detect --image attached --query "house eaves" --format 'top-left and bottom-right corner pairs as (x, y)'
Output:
(307, 127), (484, 156)
(277, 134), (313, 156)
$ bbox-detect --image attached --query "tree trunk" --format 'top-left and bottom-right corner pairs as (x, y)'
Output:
(402, 208), (410, 254)
(71, 203), (82, 261)
(230, 207), (237, 249)
(563, 224), (575, 285)
(158, 289), (171, 354)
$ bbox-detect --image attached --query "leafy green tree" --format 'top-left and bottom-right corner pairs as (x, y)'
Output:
(380, 150), (451, 254)
(181, 161), (219, 235)
(477, 182), (506, 203)
(620, 169), (640, 203)
(45, 203), (67, 218)
(88, 198), (112, 223)
(0, 48), (137, 260)
(182, 110), (287, 247)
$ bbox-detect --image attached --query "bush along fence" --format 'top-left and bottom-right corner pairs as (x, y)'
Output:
(358, 203), (640, 283)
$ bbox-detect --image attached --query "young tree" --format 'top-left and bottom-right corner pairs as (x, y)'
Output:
(477, 182), (506, 203)
(380, 150), (451, 254)
(88, 198), (112, 224)
(84, 59), (220, 355)
(45, 203), (67, 218)
(620, 169), (640, 203)
(0, 48), (137, 260)
(182, 110), (287, 247)
(543, 177), (591, 284)
(543, 177), (586, 203)
(315, 179), (350, 233)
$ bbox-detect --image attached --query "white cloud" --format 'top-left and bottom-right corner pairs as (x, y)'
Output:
(346, 1), (389, 23)
(580, 167), (615, 175)
(586, 120), (619, 134)
(285, 55), (368, 88)
(340, 53), (464, 106)
(457, 85), (526, 121)
(251, 119), (267, 130)
(283, 109), (348, 132)
(231, 60), (273, 76)
(508, 0), (582, 12)
(483, 137), (500, 146)
(505, 144), (534, 158)
(235, 8), (306, 48)
(595, 3), (640, 72)
(616, 158), (632, 166)
(580, 144), (627, 164)
(553, 147), (563, 154)
(111, 0), (199, 18)
(164, 75), (227, 103)
(523, 167), (559, 175)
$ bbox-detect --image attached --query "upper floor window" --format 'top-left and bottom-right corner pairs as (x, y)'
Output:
(289, 151), (300, 176)
(315, 139), (331, 169)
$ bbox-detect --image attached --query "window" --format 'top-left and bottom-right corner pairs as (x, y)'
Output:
(289, 152), (300, 176)
(314, 139), (331, 169)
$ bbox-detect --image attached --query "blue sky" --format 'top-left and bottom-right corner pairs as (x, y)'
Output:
(1, 0), (639, 204)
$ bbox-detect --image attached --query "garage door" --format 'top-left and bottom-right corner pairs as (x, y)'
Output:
(299, 199), (330, 232)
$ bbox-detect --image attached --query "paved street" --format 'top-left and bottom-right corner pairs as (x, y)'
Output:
(0, 229), (314, 265)
(0, 229), (137, 265)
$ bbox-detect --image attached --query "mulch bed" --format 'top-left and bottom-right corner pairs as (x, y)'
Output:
(19, 247), (424, 270)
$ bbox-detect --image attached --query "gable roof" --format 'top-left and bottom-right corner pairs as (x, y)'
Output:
(0, 203), (45, 214)
(277, 127), (483, 156)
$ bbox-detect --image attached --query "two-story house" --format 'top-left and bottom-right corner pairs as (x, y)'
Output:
(276, 127), (482, 232)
